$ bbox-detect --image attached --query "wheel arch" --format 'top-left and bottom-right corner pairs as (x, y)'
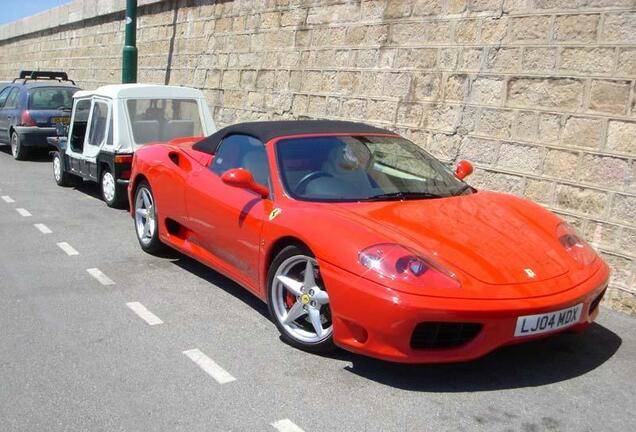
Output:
(263, 236), (313, 291)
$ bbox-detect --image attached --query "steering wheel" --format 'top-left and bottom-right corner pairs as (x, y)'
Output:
(295, 170), (333, 195)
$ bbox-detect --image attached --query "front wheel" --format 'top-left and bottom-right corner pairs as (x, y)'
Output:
(267, 245), (335, 353)
(10, 132), (28, 160)
(101, 167), (125, 208)
(134, 180), (164, 254)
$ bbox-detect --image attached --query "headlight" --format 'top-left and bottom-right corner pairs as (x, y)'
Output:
(358, 243), (461, 289)
(556, 223), (597, 266)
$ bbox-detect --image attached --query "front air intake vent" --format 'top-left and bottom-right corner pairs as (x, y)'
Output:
(410, 322), (482, 350)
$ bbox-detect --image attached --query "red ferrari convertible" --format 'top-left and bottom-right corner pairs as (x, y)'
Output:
(128, 120), (609, 363)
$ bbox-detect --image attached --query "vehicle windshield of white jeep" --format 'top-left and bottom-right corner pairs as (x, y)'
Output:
(126, 98), (203, 145)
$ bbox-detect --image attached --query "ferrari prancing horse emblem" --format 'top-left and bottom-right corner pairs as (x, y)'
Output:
(269, 208), (282, 221)
(524, 268), (536, 278)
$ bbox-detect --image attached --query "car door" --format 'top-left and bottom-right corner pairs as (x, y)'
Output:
(82, 98), (110, 180)
(65, 98), (92, 177)
(0, 87), (19, 142)
(186, 134), (272, 292)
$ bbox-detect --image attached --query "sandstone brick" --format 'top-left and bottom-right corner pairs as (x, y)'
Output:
(471, 169), (525, 195)
(367, 99), (398, 122)
(312, 27), (346, 47)
(391, 21), (451, 45)
(560, 47), (615, 74)
(448, 0), (468, 13)
(524, 178), (554, 204)
(629, 161), (636, 193)
(326, 97), (340, 117)
(428, 133), (462, 161)
(514, 110), (538, 141)
(357, 72), (384, 97)
(413, 73), (442, 101)
(307, 95), (327, 116)
(554, 14), (599, 43)
(361, 0), (386, 20)
(498, 142), (545, 173)
(459, 137), (500, 164)
(445, 74), (468, 101)
(507, 78), (584, 110)
(618, 227), (636, 257)
(458, 48), (482, 71)
(281, 8), (306, 27)
(486, 47), (521, 72)
(263, 30), (294, 48)
(422, 104), (462, 132)
(354, 49), (380, 68)
(611, 194), (636, 224)
(292, 94), (308, 113)
(384, 0), (412, 18)
(455, 20), (479, 44)
(223, 89), (246, 108)
(602, 11), (636, 43)
(589, 80), (631, 115)
(469, 0), (504, 12)
(617, 48), (636, 75)
(481, 17), (508, 44)
(307, 4), (360, 25)
(397, 103), (424, 127)
(342, 98), (367, 119)
(522, 47), (556, 73)
(584, 221), (620, 251)
(222, 69), (240, 88)
(383, 72), (412, 98)
(470, 76), (503, 106)
(555, 184), (609, 216)
(604, 287), (636, 316)
(543, 149), (579, 178)
(607, 121), (636, 154)
(336, 71), (359, 94)
(539, 113), (562, 143)
(476, 109), (514, 139)
(509, 16), (550, 42)
(439, 48), (458, 69)
(561, 116), (605, 149)
(579, 154), (628, 189)
(413, 0), (443, 16)
(395, 48), (437, 69)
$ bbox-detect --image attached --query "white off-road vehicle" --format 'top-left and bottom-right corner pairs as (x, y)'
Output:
(50, 84), (216, 207)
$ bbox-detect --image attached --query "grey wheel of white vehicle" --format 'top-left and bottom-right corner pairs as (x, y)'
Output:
(267, 245), (335, 353)
(10, 132), (28, 160)
(101, 167), (125, 208)
(134, 180), (163, 254)
(53, 152), (75, 187)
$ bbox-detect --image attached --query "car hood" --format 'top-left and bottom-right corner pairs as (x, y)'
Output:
(329, 191), (574, 290)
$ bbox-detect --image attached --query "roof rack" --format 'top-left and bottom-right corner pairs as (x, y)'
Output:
(13, 70), (76, 85)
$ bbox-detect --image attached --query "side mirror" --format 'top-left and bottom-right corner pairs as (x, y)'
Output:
(221, 168), (269, 198)
(455, 160), (473, 180)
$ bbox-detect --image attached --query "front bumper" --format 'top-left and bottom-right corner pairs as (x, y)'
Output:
(320, 260), (610, 364)
(16, 126), (57, 147)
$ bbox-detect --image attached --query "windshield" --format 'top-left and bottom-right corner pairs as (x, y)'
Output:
(127, 98), (203, 145)
(28, 87), (77, 110)
(276, 135), (470, 202)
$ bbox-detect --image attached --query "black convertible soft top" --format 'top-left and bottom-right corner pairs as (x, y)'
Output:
(192, 120), (394, 155)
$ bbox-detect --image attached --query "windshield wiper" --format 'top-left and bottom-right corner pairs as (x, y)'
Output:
(364, 191), (445, 201)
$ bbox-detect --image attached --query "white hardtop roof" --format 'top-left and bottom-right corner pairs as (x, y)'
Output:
(73, 83), (205, 100)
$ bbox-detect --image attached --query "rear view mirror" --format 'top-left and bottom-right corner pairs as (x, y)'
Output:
(455, 160), (473, 180)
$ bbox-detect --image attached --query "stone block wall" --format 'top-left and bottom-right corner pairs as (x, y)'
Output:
(0, 0), (635, 313)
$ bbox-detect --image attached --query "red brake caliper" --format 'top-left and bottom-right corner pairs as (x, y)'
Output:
(285, 291), (295, 309)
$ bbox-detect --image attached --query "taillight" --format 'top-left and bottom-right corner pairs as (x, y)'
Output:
(20, 111), (37, 127)
(556, 223), (597, 266)
(358, 243), (461, 290)
(114, 154), (133, 164)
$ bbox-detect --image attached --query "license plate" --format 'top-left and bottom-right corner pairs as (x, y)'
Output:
(514, 304), (583, 337)
(52, 117), (70, 124)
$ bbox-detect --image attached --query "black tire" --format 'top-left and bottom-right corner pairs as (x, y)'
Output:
(267, 244), (336, 354)
(10, 132), (28, 161)
(133, 180), (164, 254)
(101, 167), (126, 208)
(52, 152), (77, 187)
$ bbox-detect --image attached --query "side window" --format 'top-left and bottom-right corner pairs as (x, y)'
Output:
(4, 88), (21, 109)
(0, 87), (12, 108)
(210, 134), (270, 186)
(69, 99), (91, 153)
(87, 101), (109, 147)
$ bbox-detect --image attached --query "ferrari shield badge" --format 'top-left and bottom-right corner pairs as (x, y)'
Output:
(524, 268), (536, 278)
(269, 208), (282, 221)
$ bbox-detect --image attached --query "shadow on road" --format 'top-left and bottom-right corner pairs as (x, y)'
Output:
(167, 252), (622, 392)
(0, 145), (53, 162)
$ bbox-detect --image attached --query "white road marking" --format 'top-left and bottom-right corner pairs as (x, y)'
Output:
(271, 419), (306, 432)
(182, 349), (236, 384)
(34, 223), (52, 234)
(16, 208), (31, 217)
(86, 268), (115, 286)
(57, 242), (79, 256)
(2, 195), (15, 203)
(126, 302), (164, 326)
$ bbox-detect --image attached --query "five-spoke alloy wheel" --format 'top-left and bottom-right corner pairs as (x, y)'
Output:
(268, 245), (335, 353)
(134, 180), (163, 254)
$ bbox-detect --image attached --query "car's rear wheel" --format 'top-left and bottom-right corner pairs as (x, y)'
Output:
(101, 167), (125, 208)
(134, 180), (164, 254)
(52, 152), (77, 187)
(10, 132), (28, 161)
(267, 245), (335, 353)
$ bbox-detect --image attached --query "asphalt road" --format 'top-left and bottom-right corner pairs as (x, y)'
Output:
(0, 147), (635, 432)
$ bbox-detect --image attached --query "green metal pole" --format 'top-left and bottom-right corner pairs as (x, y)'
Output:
(122, 0), (138, 84)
